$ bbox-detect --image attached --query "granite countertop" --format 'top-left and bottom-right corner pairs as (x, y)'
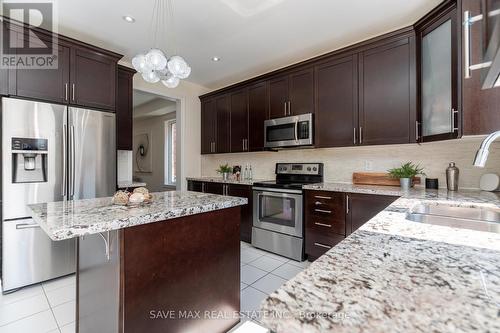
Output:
(117, 181), (147, 189)
(28, 191), (248, 241)
(303, 182), (419, 196)
(260, 188), (500, 332)
(186, 176), (269, 186)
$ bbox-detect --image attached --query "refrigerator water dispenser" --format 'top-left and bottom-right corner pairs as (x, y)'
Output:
(12, 137), (48, 183)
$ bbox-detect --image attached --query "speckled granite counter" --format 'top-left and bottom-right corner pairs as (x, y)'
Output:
(28, 191), (247, 241)
(303, 182), (416, 196)
(117, 181), (147, 189)
(260, 188), (500, 333)
(186, 176), (269, 186)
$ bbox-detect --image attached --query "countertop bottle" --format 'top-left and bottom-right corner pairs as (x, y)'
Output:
(446, 162), (459, 191)
(248, 165), (253, 181)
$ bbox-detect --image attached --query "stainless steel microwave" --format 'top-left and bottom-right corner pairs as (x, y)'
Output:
(264, 113), (313, 148)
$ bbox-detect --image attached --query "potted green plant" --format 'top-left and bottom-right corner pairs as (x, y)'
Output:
(388, 162), (426, 190)
(216, 164), (233, 181)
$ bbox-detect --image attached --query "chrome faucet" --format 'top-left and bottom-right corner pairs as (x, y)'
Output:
(473, 131), (500, 167)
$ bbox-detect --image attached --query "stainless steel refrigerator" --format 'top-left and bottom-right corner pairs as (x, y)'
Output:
(1, 97), (116, 292)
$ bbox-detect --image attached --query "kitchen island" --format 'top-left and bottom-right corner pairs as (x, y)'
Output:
(260, 185), (500, 332)
(29, 191), (247, 333)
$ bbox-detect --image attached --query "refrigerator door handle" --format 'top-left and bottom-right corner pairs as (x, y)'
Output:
(70, 125), (75, 198)
(62, 124), (67, 197)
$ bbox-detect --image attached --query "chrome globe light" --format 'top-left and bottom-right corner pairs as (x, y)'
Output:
(132, 0), (191, 88)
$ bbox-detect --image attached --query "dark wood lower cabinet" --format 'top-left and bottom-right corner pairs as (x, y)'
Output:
(227, 184), (253, 243)
(305, 190), (398, 261)
(78, 207), (241, 333)
(305, 190), (346, 261)
(346, 193), (398, 235)
(187, 180), (253, 242)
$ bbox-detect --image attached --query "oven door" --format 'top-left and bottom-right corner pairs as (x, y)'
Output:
(264, 114), (313, 148)
(253, 187), (303, 238)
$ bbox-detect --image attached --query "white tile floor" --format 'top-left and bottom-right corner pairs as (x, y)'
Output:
(0, 242), (309, 332)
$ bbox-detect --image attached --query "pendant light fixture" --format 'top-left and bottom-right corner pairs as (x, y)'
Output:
(132, 0), (190, 88)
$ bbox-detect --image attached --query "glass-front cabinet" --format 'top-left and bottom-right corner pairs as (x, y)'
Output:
(417, 4), (460, 141)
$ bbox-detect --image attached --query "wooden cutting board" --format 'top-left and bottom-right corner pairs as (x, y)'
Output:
(353, 172), (421, 186)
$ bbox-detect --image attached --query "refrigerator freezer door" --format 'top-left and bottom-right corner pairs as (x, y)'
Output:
(1, 218), (75, 292)
(69, 108), (116, 200)
(2, 98), (67, 220)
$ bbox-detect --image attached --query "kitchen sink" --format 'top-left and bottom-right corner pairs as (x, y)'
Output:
(406, 204), (500, 234)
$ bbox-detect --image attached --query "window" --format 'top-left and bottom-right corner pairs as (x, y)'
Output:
(165, 119), (176, 185)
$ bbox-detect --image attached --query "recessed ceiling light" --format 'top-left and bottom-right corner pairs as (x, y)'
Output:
(212, 56), (221, 62)
(123, 15), (135, 23)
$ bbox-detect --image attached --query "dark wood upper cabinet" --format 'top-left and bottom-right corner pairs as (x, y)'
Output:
(70, 47), (117, 111)
(288, 67), (314, 116)
(346, 193), (398, 235)
(269, 76), (289, 119)
(9, 31), (70, 104)
(269, 69), (314, 119)
(359, 37), (416, 145)
(201, 98), (217, 154)
(461, 0), (500, 135)
(116, 65), (135, 150)
(229, 89), (248, 153)
(315, 55), (358, 148)
(247, 81), (268, 151)
(215, 95), (230, 153)
(416, 2), (460, 142)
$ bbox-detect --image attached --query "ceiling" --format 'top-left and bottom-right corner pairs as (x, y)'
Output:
(55, 0), (442, 89)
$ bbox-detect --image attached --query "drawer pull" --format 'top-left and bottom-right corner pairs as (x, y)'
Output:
(314, 222), (332, 228)
(314, 242), (332, 249)
(314, 195), (332, 200)
(314, 209), (332, 214)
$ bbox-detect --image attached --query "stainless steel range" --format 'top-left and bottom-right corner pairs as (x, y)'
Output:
(252, 163), (323, 261)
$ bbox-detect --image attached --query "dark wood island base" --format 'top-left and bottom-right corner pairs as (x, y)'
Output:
(77, 206), (241, 333)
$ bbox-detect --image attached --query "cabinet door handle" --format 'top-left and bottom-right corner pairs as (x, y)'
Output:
(415, 121), (420, 142)
(314, 242), (332, 249)
(353, 127), (357, 145)
(16, 223), (41, 230)
(314, 195), (332, 200)
(346, 195), (350, 214)
(359, 127), (363, 144)
(72, 83), (75, 101)
(314, 222), (332, 228)
(287, 101), (291, 115)
(315, 209), (332, 214)
(65, 83), (68, 101)
(284, 102), (287, 116)
(451, 108), (459, 132)
(314, 201), (323, 206)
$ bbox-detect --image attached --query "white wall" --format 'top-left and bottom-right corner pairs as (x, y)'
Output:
(131, 74), (210, 190)
(201, 137), (500, 190)
(133, 112), (175, 192)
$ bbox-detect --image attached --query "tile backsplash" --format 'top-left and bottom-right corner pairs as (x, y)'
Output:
(117, 150), (133, 184)
(201, 137), (500, 189)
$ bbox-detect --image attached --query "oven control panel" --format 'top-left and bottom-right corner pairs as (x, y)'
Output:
(275, 163), (323, 175)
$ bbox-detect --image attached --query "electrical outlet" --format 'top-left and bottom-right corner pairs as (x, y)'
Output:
(364, 161), (374, 171)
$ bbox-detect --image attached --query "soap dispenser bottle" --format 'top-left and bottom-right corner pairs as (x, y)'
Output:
(446, 162), (459, 191)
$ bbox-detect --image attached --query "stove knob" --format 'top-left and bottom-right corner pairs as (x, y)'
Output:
(313, 167), (318, 171)
(307, 167), (311, 171)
